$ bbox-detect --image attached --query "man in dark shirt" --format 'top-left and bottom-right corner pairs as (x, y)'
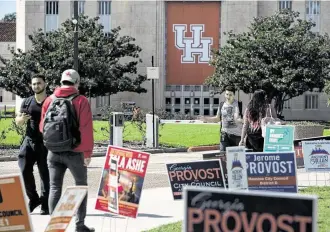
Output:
(15, 74), (50, 215)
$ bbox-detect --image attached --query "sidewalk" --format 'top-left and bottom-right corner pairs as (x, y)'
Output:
(30, 187), (183, 232)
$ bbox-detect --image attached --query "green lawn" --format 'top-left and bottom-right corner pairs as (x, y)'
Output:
(0, 119), (220, 147)
(145, 187), (330, 232)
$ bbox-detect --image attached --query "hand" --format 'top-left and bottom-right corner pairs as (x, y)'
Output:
(197, 115), (207, 123)
(84, 158), (91, 167)
(239, 140), (245, 146)
(22, 113), (31, 121)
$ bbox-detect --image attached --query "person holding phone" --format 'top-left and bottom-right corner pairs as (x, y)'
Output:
(15, 74), (50, 215)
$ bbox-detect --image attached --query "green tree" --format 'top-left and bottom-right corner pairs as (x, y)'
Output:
(1, 12), (16, 22)
(0, 15), (147, 98)
(206, 10), (330, 117)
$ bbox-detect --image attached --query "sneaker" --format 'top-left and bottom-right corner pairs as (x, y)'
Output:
(40, 208), (49, 215)
(75, 225), (95, 232)
(29, 199), (41, 213)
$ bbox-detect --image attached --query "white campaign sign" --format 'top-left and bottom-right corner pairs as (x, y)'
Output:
(226, 146), (248, 189)
(302, 140), (330, 172)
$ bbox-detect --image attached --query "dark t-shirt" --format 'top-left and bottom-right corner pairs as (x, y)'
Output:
(20, 96), (46, 140)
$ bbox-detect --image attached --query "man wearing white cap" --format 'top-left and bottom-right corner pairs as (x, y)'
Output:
(39, 69), (94, 232)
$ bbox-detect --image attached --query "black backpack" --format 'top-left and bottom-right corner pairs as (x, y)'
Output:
(219, 100), (243, 119)
(42, 94), (81, 152)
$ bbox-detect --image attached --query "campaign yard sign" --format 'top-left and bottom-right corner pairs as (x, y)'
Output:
(183, 186), (317, 232)
(264, 125), (294, 152)
(226, 146), (248, 190)
(0, 174), (33, 232)
(166, 160), (226, 200)
(45, 186), (88, 232)
(302, 140), (330, 172)
(95, 146), (150, 218)
(246, 152), (297, 193)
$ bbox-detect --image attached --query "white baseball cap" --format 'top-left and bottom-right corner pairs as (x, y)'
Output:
(61, 69), (80, 84)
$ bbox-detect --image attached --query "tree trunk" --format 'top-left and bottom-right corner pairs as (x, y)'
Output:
(274, 94), (284, 119)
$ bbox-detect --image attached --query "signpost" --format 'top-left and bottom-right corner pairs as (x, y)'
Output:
(147, 56), (159, 148)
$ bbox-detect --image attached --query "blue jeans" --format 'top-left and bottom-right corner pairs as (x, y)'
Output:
(47, 151), (87, 227)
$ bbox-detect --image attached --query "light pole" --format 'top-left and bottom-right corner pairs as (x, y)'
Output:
(73, 0), (78, 71)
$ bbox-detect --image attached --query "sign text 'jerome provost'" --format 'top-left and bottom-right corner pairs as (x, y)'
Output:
(183, 186), (317, 232)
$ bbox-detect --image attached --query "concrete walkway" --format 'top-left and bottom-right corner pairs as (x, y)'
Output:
(30, 187), (182, 232)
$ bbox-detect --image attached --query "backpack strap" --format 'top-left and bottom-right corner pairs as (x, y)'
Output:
(238, 100), (243, 118)
(23, 96), (33, 109)
(218, 101), (224, 120)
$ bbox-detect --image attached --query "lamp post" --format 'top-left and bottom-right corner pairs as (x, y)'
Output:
(73, 0), (78, 71)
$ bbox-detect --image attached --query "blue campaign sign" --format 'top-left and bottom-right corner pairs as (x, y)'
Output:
(246, 152), (297, 193)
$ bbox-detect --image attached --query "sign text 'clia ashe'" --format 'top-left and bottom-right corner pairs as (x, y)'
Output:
(183, 187), (317, 232)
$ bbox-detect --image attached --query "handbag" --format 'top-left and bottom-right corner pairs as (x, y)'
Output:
(261, 104), (281, 138)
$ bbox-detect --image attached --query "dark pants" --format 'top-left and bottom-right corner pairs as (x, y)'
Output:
(18, 137), (50, 210)
(48, 151), (87, 227)
(220, 132), (241, 151)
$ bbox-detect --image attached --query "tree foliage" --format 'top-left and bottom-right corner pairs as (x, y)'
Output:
(1, 13), (16, 22)
(0, 15), (147, 98)
(206, 10), (330, 116)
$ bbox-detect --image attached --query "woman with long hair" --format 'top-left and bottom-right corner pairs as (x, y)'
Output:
(239, 89), (277, 151)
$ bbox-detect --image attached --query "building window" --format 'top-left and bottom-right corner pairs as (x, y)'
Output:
(213, 108), (218, 116)
(46, 1), (59, 14)
(165, 108), (171, 113)
(98, 1), (111, 15)
(279, 0), (292, 10)
(98, 1), (111, 33)
(213, 98), (219, 105)
(194, 98), (200, 105)
(45, 1), (59, 32)
(305, 94), (318, 109)
(174, 108), (180, 113)
(204, 109), (210, 116)
(184, 86), (191, 91)
(175, 98), (181, 105)
(194, 86), (201, 91)
(184, 109), (190, 115)
(11, 93), (16, 101)
(306, 0), (320, 15)
(194, 109), (200, 115)
(204, 98), (210, 105)
(78, 1), (85, 14)
(306, 0), (320, 33)
(184, 98), (190, 104)
(72, 1), (85, 15)
(165, 98), (171, 105)
(0, 96), (2, 102)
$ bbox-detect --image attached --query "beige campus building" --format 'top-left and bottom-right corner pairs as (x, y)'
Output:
(11, 0), (330, 120)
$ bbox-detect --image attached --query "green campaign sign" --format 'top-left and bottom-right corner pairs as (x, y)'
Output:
(264, 125), (295, 152)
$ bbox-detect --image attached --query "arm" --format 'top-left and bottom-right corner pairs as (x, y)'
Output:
(234, 103), (243, 123)
(240, 109), (249, 144)
(200, 106), (221, 123)
(79, 97), (94, 158)
(15, 100), (30, 127)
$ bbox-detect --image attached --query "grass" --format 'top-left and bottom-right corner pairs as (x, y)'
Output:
(145, 187), (330, 232)
(0, 119), (220, 147)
